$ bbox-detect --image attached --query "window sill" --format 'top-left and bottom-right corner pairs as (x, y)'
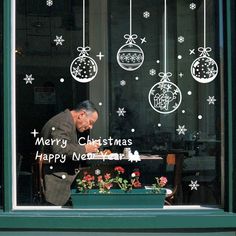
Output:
(0, 207), (235, 230)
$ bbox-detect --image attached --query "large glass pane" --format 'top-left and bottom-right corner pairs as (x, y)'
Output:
(15, 0), (223, 207)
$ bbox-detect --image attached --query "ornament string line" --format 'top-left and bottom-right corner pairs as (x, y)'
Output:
(204, 0), (206, 49)
(130, 0), (132, 36)
(164, 0), (167, 73)
(83, 0), (85, 48)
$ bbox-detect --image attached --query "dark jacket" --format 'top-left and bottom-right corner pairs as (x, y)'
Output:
(40, 109), (85, 205)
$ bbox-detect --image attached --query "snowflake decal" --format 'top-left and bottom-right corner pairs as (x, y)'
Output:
(178, 72), (184, 78)
(189, 3), (196, 10)
(54, 36), (65, 46)
(120, 80), (126, 86)
(128, 153), (141, 163)
(117, 108), (126, 117)
(149, 69), (156, 76)
(207, 96), (216, 105)
(46, 0), (53, 6)
(176, 125), (187, 135)
(95, 169), (101, 175)
(23, 74), (35, 84)
(189, 180), (200, 190)
(143, 11), (150, 18)
(178, 36), (184, 43)
(206, 67), (218, 78)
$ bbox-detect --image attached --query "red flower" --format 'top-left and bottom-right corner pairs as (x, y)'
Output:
(83, 174), (95, 182)
(159, 176), (168, 187)
(97, 175), (103, 182)
(114, 166), (125, 174)
(132, 180), (141, 188)
(104, 173), (111, 180)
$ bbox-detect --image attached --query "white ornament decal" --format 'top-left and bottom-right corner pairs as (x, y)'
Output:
(117, 0), (144, 71)
(149, 69), (156, 76)
(149, 73), (182, 114)
(54, 36), (65, 46)
(120, 80), (126, 86)
(190, 0), (218, 83)
(143, 11), (150, 18)
(189, 180), (200, 190)
(95, 169), (101, 175)
(178, 36), (184, 43)
(96, 52), (104, 60)
(23, 74), (35, 84)
(46, 0), (53, 7)
(189, 3), (196, 10)
(140, 37), (147, 44)
(70, 47), (98, 83)
(117, 108), (126, 117)
(70, 0), (98, 83)
(207, 96), (216, 105)
(176, 125), (187, 135)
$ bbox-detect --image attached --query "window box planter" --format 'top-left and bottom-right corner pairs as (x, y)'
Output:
(70, 188), (166, 209)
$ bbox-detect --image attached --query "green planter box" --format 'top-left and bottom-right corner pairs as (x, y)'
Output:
(71, 188), (166, 209)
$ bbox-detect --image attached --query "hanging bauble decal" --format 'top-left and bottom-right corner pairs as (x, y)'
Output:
(117, 34), (144, 71)
(148, 72), (182, 114)
(70, 47), (98, 83)
(191, 47), (218, 83)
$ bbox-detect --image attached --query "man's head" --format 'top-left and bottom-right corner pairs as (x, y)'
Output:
(71, 100), (98, 132)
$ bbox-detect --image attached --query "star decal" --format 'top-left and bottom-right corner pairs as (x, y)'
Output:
(176, 125), (187, 135)
(23, 74), (35, 84)
(189, 180), (200, 190)
(96, 52), (104, 60)
(140, 37), (147, 44)
(117, 108), (126, 117)
(207, 96), (216, 105)
(54, 35), (65, 45)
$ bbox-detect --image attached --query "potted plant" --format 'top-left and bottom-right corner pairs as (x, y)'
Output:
(71, 166), (168, 209)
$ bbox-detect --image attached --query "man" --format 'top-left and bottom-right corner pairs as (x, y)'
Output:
(39, 100), (100, 206)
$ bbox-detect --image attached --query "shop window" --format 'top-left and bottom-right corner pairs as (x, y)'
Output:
(14, 0), (223, 208)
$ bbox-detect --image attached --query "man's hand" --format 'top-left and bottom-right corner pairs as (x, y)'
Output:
(84, 140), (101, 153)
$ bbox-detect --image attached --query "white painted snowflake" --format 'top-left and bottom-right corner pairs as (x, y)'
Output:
(23, 74), (35, 84)
(176, 125), (187, 135)
(206, 67), (218, 78)
(189, 3), (196, 10)
(143, 11), (150, 18)
(96, 52), (104, 60)
(54, 35), (65, 45)
(117, 108), (126, 117)
(178, 36), (184, 43)
(178, 72), (184, 78)
(120, 80), (126, 86)
(189, 49), (195, 55)
(46, 0), (53, 6)
(207, 96), (216, 105)
(189, 180), (200, 190)
(149, 69), (156, 76)
(95, 169), (101, 175)
(140, 37), (147, 44)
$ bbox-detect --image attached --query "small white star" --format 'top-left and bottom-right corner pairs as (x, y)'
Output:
(54, 36), (65, 45)
(120, 80), (126, 86)
(23, 74), (35, 84)
(178, 72), (184, 78)
(176, 125), (187, 135)
(189, 3), (196, 10)
(207, 96), (216, 104)
(96, 52), (104, 60)
(117, 108), (126, 117)
(140, 37), (147, 44)
(178, 36), (184, 43)
(149, 69), (156, 76)
(189, 49), (195, 55)
(143, 11), (150, 18)
(46, 0), (53, 6)
(189, 180), (200, 190)
(30, 129), (39, 138)
(95, 169), (101, 175)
